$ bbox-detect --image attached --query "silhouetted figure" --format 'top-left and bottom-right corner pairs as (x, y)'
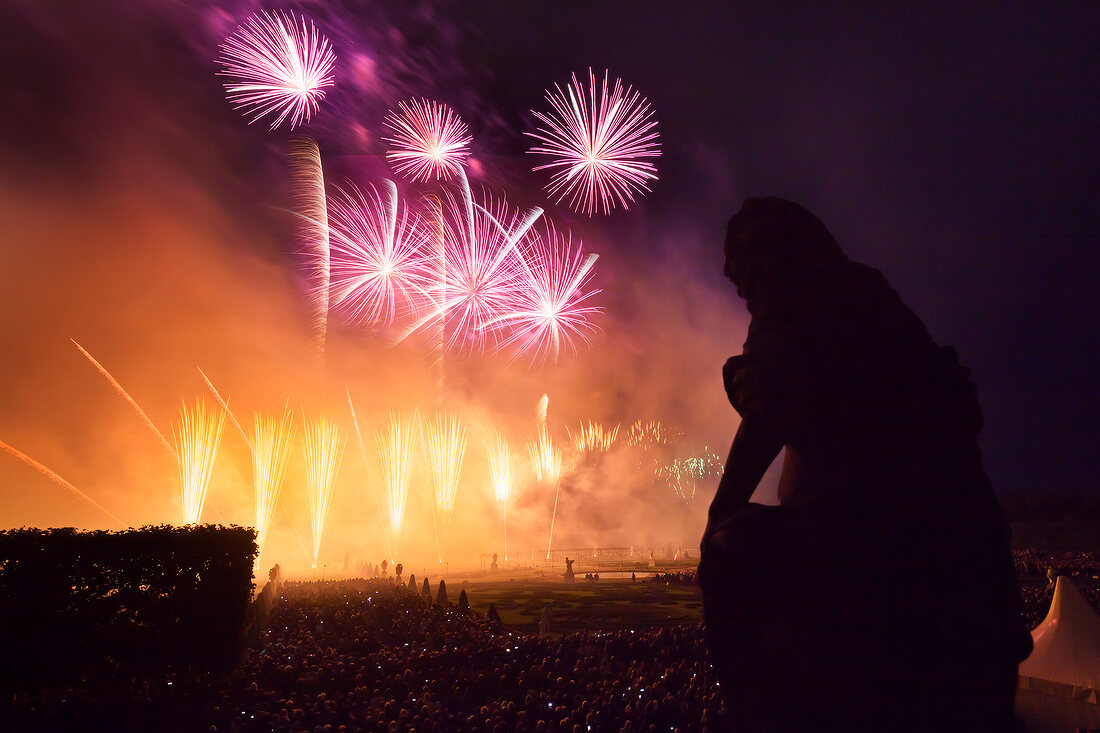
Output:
(435, 579), (448, 605)
(699, 197), (1031, 731)
(486, 602), (502, 628)
(562, 557), (575, 584)
(491, 552), (498, 571)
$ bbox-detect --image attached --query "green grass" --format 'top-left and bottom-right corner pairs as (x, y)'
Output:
(457, 579), (703, 634)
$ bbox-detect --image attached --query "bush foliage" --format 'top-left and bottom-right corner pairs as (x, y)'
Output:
(0, 524), (257, 690)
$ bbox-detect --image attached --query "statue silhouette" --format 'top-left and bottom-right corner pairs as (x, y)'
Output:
(699, 197), (1031, 731)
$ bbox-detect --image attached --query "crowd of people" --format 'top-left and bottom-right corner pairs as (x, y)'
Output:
(11, 549), (1100, 731)
(210, 578), (724, 733)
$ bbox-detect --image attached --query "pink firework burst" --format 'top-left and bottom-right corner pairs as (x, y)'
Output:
(218, 11), (336, 130)
(384, 99), (473, 182)
(399, 170), (541, 353)
(527, 68), (660, 217)
(486, 219), (603, 364)
(328, 180), (436, 329)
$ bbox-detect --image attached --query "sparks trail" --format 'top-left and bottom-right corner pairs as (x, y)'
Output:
(398, 169), (543, 354)
(289, 137), (331, 359)
(527, 68), (660, 216)
(0, 438), (125, 527)
(173, 399), (226, 526)
(197, 368), (251, 449)
(250, 406), (295, 565)
(218, 10), (336, 130)
(303, 416), (345, 569)
(384, 98), (472, 182)
(484, 219), (602, 365)
(486, 432), (513, 561)
(347, 387), (393, 563)
(71, 339), (177, 460)
(328, 180), (435, 330)
(376, 412), (417, 536)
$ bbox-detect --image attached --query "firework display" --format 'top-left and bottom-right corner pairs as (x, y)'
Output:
(422, 411), (468, 526)
(486, 432), (513, 560)
(527, 68), (661, 216)
(289, 137), (331, 357)
(376, 412), (418, 534)
(569, 420), (619, 454)
(486, 219), (602, 364)
(218, 10), (336, 130)
(73, 339), (177, 459)
(657, 448), (723, 504)
(328, 180), (434, 329)
(250, 408), (295, 564)
(173, 399), (226, 525)
(302, 416), (346, 568)
(384, 99), (472, 182)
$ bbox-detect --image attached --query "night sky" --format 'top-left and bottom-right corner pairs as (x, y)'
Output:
(0, 0), (1097, 542)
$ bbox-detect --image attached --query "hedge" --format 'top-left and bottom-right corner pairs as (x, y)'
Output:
(0, 524), (257, 690)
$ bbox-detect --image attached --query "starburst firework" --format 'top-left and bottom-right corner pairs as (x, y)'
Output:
(173, 399), (226, 525)
(400, 170), (542, 353)
(302, 416), (345, 568)
(250, 408), (295, 563)
(328, 180), (435, 328)
(527, 68), (660, 216)
(485, 219), (602, 364)
(218, 10), (336, 130)
(384, 98), (472, 182)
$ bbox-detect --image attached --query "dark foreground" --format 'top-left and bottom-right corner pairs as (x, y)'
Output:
(8, 550), (1098, 732)
(10, 576), (722, 733)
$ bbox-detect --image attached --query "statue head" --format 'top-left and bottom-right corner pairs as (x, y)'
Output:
(724, 197), (845, 311)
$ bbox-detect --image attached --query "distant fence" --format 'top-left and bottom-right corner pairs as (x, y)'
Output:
(0, 524), (257, 690)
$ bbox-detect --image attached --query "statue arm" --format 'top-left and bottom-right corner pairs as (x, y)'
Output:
(706, 413), (784, 527)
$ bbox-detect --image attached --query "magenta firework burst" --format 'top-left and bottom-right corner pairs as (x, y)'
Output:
(383, 99), (473, 182)
(486, 219), (603, 364)
(217, 11), (336, 130)
(527, 69), (661, 216)
(328, 180), (435, 329)
(398, 170), (542, 353)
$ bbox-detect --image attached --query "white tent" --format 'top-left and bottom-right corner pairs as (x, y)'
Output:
(1016, 576), (1100, 732)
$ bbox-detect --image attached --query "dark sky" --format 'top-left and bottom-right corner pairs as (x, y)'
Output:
(0, 0), (1097, 539)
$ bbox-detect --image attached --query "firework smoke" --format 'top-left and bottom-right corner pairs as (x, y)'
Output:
(486, 431), (513, 560)
(346, 388), (393, 562)
(0, 438), (125, 527)
(72, 339), (177, 460)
